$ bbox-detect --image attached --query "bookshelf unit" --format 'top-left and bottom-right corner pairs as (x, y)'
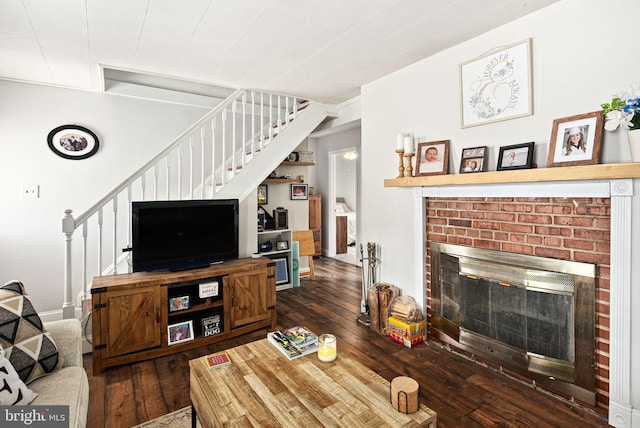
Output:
(257, 229), (293, 291)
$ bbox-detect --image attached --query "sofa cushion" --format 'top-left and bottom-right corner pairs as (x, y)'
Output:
(0, 281), (63, 384)
(30, 366), (89, 428)
(0, 345), (38, 405)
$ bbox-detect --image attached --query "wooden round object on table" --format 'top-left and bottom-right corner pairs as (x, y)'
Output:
(390, 376), (420, 413)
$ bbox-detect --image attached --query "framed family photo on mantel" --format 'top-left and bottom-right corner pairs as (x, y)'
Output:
(460, 39), (533, 128)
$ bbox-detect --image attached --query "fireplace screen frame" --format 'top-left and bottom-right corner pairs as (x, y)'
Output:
(429, 242), (596, 404)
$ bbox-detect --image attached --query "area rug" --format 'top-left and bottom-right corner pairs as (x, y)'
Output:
(133, 406), (201, 428)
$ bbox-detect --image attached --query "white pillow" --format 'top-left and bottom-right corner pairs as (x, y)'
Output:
(0, 345), (38, 405)
(335, 204), (345, 214)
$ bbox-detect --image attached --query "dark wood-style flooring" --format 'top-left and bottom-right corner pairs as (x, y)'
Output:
(84, 257), (611, 427)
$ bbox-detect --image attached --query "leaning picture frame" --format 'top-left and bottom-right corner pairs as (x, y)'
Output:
(460, 39), (533, 128)
(546, 111), (603, 167)
(497, 142), (535, 171)
(273, 257), (289, 285)
(459, 146), (488, 173)
(168, 320), (194, 346)
(415, 140), (450, 176)
(257, 184), (268, 205)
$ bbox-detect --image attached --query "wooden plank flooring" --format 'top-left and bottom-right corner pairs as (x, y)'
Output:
(83, 257), (611, 427)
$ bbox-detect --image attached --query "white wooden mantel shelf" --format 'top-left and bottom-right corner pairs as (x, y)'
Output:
(384, 162), (640, 188)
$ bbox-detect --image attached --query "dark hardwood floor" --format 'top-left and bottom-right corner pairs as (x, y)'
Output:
(84, 257), (611, 427)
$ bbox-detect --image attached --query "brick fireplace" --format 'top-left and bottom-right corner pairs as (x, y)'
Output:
(386, 168), (636, 427)
(425, 196), (610, 411)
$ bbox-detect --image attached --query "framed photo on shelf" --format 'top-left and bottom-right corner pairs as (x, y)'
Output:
(291, 183), (308, 200)
(460, 38), (532, 128)
(273, 257), (289, 285)
(497, 142), (535, 171)
(168, 320), (194, 346)
(276, 240), (289, 251)
(459, 146), (488, 173)
(415, 140), (450, 176)
(546, 111), (603, 167)
(257, 184), (268, 205)
(168, 295), (190, 312)
(287, 151), (299, 162)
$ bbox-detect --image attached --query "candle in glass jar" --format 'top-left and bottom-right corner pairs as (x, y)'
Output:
(317, 334), (337, 362)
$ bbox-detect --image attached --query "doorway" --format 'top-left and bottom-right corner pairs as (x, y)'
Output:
(329, 147), (358, 265)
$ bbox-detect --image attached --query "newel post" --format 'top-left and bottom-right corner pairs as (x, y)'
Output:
(62, 209), (76, 319)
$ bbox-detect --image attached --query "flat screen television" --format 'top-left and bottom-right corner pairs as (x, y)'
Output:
(131, 199), (239, 272)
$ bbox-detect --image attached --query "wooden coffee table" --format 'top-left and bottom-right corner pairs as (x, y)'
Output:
(189, 338), (437, 427)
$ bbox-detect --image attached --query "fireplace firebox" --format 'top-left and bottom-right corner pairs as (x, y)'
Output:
(430, 242), (596, 404)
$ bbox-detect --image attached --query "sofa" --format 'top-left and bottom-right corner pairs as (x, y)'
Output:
(28, 319), (89, 428)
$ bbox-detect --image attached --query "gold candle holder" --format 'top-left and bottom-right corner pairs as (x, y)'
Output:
(395, 149), (405, 178)
(403, 153), (415, 177)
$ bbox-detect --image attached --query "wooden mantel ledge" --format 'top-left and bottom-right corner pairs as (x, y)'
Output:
(384, 162), (640, 188)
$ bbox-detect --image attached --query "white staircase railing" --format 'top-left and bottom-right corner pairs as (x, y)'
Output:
(60, 89), (312, 319)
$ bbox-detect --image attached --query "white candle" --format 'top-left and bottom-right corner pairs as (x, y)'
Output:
(396, 133), (404, 150)
(403, 136), (414, 154)
(318, 345), (337, 362)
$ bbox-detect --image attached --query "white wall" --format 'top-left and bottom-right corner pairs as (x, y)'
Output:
(360, 0), (639, 421)
(0, 80), (209, 313)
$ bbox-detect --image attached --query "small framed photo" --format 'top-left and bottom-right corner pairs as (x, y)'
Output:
(291, 183), (308, 200)
(546, 111), (603, 167)
(497, 142), (535, 171)
(169, 296), (190, 312)
(47, 124), (100, 160)
(415, 140), (450, 176)
(168, 320), (194, 346)
(287, 151), (299, 162)
(459, 146), (488, 173)
(257, 184), (268, 205)
(276, 240), (289, 251)
(273, 257), (289, 285)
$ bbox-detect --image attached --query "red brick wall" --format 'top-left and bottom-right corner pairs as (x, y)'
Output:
(425, 197), (611, 411)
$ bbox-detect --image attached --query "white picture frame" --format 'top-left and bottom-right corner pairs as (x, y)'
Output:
(460, 38), (533, 128)
(168, 320), (194, 345)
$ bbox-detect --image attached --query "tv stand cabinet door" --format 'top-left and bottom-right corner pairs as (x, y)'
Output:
(97, 285), (161, 359)
(228, 270), (274, 329)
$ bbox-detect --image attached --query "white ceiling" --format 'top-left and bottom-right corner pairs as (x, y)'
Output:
(0, 0), (560, 104)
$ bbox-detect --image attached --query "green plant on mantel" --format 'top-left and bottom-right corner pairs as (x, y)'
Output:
(601, 82), (640, 131)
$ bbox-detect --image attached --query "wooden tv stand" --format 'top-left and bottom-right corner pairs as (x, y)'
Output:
(90, 257), (276, 375)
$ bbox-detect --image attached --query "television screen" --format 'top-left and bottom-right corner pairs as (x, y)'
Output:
(132, 199), (239, 272)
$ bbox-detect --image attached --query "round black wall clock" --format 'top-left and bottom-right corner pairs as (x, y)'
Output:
(47, 125), (100, 160)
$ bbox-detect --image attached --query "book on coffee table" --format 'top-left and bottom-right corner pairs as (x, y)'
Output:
(267, 328), (319, 360)
(205, 351), (232, 369)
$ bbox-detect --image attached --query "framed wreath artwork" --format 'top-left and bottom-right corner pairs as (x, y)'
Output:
(546, 111), (603, 167)
(460, 39), (533, 128)
(47, 125), (100, 160)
